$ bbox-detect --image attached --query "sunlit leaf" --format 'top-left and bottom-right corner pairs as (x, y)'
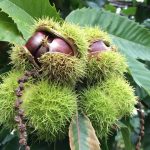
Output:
(69, 113), (101, 150)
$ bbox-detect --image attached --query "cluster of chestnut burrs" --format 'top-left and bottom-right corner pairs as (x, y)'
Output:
(13, 27), (80, 149)
(13, 26), (111, 149)
(10, 19), (144, 150)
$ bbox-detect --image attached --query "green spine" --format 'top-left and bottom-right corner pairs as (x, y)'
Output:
(80, 76), (136, 138)
(0, 70), (24, 129)
(22, 80), (77, 141)
(86, 51), (127, 84)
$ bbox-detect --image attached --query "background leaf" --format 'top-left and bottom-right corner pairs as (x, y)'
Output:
(121, 7), (137, 16)
(9, 0), (60, 19)
(104, 4), (116, 13)
(0, 0), (61, 42)
(120, 122), (133, 150)
(66, 8), (150, 95)
(142, 113), (150, 150)
(0, 42), (11, 75)
(0, 0), (35, 40)
(69, 113), (100, 150)
(127, 56), (150, 95)
(30, 139), (70, 150)
(0, 12), (24, 44)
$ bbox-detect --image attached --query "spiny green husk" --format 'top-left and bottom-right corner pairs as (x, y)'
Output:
(10, 45), (35, 70)
(86, 51), (127, 84)
(22, 80), (77, 141)
(34, 19), (89, 59)
(59, 22), (89, 58)
(99, 75), (137, 117)
(39, 53), (86, 85)
(32, 17), (61, 34)
(14, 19), (88, 85)
(36, 21), (88, 85)
(84, 26), (111, 45)
(80, 86), (118, 138)
(0, 70), (24, 129)
(80, 76), (136, 138)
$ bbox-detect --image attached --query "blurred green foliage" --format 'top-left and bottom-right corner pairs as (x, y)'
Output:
(50, 0), (150, 24)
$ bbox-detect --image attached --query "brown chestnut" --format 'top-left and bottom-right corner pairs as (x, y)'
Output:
(89, 40), (110, 54)
(48, 38), (74, 56)
(25, 32), (47, 55)
(35, 45), (49, 58)
(34, 37), (53, 59)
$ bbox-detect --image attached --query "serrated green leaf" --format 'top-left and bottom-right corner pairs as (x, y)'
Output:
(65, 8), (150, 95)
(69, 113), (100, 150)
(0, 12), (24, 44)
(9, 0), (60, 19)
(126, 56), (150, 95)
(111, 35), (150, 60)
(0, 0), (61, 42)
(0, 0), (35, 40)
